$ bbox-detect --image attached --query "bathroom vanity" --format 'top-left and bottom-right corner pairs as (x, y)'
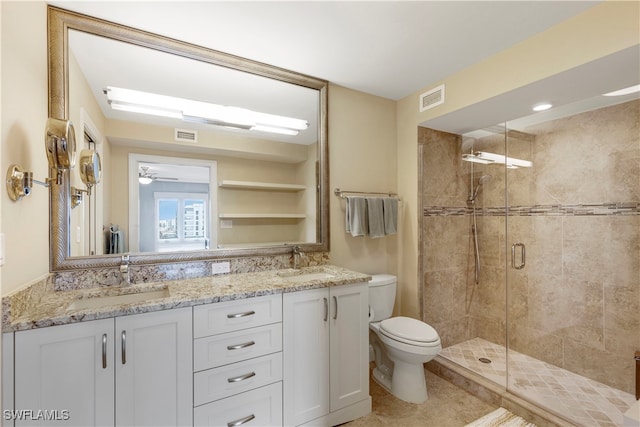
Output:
(2, 266), (371, 427)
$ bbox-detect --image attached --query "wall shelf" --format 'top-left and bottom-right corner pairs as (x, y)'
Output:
(219, 213), (306, 219)
(217, 241), (306, 249)
(219, 180), (306, 192)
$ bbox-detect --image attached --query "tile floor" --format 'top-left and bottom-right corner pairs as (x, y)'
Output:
(439, 338), (636, 427)
(344, 367), (499, 426)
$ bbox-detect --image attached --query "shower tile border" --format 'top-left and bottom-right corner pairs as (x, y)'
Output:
(423, 202), (640, 217)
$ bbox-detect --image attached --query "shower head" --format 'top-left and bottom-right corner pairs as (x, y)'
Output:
(471, 174), (492, 201)
(478, 174), (492, 186)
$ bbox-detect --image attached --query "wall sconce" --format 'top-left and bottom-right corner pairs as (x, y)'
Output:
(45, 118), (76, 185)
(71, 149), (102, 209)
(6, 164), (49, 201)
(7, 118), (78, 202)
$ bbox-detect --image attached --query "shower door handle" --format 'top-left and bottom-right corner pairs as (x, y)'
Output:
(511, 243), (526, 270)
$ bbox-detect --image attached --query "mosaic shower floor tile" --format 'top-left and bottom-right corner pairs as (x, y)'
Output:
(440, 338), (636, 427)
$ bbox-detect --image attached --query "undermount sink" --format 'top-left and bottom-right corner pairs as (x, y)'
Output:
(67, 287), (170, 311)
(277, 269), (336, 282)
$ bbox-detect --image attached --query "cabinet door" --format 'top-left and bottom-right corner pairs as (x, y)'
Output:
(115, 308), (192, 427)
(14, 319), (114, 426)
(3, 333), (14, 426)
(330, 283), (369, 412)
(283, 288), (330, 426)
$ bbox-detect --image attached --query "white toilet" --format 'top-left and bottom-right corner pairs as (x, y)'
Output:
(368, 274), (441, 404)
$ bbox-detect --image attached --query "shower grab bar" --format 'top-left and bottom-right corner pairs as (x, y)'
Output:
(511, 243), (526, 270)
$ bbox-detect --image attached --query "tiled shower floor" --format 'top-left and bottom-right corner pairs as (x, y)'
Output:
(440, 338), (636, 427)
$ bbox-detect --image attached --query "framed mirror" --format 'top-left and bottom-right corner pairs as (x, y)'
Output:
(48, 6), (329, 271)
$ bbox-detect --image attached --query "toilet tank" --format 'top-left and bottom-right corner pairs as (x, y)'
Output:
(368, 274), (397, 322)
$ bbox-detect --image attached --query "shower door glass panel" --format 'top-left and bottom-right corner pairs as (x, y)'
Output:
(421, 125), (508, 390)
(504, 99), (640, 426)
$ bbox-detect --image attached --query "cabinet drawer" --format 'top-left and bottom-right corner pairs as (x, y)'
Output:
(194, 323), (282, 371)
(194, 352), (282, 406)
(194, 382), (282, 427)
(194, 294), (282, 338)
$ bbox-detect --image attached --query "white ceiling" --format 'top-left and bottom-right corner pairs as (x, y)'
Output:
(52, 1), (602, 101)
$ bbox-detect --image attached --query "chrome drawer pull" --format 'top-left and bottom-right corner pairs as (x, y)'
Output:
(227, 340), (255, 351)
(323, 297), (328, 322)
(102, 333), (108, 369)
(333, 295), (338, 320)
(227, 371), (256, 383)
(227, 310), (256, 319)
(227, 414), (255, 427)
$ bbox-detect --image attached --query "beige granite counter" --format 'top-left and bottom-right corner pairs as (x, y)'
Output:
(3, 265), (370, 333)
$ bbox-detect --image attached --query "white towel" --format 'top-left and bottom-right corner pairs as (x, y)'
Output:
(383, 197), (398, 235)
(366, 197), (385, 238)
(346, 196), (367, 237)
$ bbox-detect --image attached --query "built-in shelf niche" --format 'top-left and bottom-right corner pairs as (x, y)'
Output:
(218, 180), (306, 192)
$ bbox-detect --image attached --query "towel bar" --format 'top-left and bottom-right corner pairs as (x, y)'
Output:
(334, 187), (400, 200)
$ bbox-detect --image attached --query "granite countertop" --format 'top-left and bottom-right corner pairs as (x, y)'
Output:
(4, 265), (371, 333)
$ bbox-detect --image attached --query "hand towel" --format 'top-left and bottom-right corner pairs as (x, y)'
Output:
(113, 230), (126, 254)
(366, 197), (385, 238)
(346, 196), (368, 237)
(383, 197), (398, 235)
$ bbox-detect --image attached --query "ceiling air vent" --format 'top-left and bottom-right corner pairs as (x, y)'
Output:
(419, 84), (445, 112)
(175, 128), (198, 143)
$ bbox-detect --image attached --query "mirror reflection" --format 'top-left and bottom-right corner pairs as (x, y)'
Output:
(66, 27), (322, 258)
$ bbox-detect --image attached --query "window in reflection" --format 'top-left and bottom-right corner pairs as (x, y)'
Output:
(154, 193), (208, 252)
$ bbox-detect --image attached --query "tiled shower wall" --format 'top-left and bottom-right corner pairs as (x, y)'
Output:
(419, 99), (639, 394)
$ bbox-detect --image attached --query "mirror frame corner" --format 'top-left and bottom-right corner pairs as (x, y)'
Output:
(47, 5), (329, 271)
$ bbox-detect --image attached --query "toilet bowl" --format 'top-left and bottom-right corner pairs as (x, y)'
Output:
(368, 275), (442, 404)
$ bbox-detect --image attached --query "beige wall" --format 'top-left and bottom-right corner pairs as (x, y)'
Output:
(396, 0), (640, 318)
(328, 84), (398, 279)
(1, 2), (49, 294)
(69, 49), (108, 256)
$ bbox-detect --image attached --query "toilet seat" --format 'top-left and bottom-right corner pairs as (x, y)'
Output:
(380, 317), (440, 347)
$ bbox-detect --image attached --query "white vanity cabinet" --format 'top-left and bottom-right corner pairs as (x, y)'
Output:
(193, 294), (283, 427)
(13, 308), (192, 426)
(115, 308), (193, 426)
(283, 282), (370, 427)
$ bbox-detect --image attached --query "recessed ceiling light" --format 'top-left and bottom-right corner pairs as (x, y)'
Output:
(603, 84), (640, 97)
(532, 102), (552, 112)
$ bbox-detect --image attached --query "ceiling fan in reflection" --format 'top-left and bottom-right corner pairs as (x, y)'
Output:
(138, 166), (178, 185)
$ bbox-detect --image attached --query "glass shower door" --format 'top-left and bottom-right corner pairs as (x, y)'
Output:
(504, 99), (640, 426)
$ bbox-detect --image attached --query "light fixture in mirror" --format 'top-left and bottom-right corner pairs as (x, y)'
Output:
(104, 86), (309, 135)
(48, 6), (329, 271)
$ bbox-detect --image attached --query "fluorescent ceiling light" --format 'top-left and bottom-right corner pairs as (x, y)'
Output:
(104, 86), (309, 136)
(461, 153), (492, 164)
(603, 84), (640, 97)
(110, 102), (182, 119)
(532, 102), (552, 112)
(462, 151), (532, 168)
(251, 125), (300, 136)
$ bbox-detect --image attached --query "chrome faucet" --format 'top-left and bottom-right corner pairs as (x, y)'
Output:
(292, 246), (301, 270)
(120, 254), (131, 285)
